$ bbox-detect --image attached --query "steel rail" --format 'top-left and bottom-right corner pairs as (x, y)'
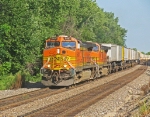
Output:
(21, 66), (147, 117)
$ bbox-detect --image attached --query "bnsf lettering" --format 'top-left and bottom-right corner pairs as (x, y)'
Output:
(63, 57), (70, 61)
(49, 57), (63, 61)
(48, 56), (70, 61)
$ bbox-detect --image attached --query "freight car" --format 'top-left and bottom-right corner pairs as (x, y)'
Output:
(40, 35), (140, 86)
(101, 43), (123, 72)
(138, 51), (150, 64)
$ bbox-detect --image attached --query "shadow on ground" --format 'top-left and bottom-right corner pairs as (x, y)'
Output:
(24, 81), (46, 88)
(23, 81), (65, 89)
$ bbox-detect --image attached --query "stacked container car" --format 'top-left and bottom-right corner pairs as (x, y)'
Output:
(144, 54), (150, 65)
(148, 55), (150, 60)
(131, 49), (139, 66)
(137, 51), (141, 63)
(144, 54), (150, 61)
(101, 44), (123, 72)
(137, 51), (150, 64)
(128, 48), (132, 61)
(123, 47), (127, 67)
(123, 47), (131, 68)
(123, 48), (131, 68)
(139, 51), (145, 63)
(125, 48), (140, 67)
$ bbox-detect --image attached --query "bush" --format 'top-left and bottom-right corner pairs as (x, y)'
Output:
(21, 71), (42, 82)
(0, 70), (42, 90)
(139, 100), (150, 116)
(0, 71), (25, 90)
(0, 75), (16, 90)
(0, 62), (11, 76)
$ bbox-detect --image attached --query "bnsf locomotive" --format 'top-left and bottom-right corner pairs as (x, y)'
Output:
(41, 35), (140, 86)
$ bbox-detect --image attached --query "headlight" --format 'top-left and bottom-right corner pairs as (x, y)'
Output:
(47, 64), (50, 68)
(57, 49), (60, 54)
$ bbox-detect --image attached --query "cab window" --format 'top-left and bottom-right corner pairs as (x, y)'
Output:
(62, 41), (76, 50)
(46, 41), (60, 48)
(93, 45), (99, 51)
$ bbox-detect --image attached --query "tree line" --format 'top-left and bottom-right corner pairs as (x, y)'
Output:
(0, 0), (127, 76)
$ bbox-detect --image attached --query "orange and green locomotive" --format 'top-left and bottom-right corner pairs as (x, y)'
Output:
(40, 35), (110, 86)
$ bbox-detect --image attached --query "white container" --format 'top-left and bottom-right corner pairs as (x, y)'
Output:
(117, 46), (122, 61)
(148, 55), (150, 60)
(124, 47), (128, 61)
(131, 49), (135, 60)
(138, 52), (140, 59)
(135, 51), (139, 60)
(101, 43), (122, 62)
(128, 48), (132, 60)
(139, 52), (144, 60)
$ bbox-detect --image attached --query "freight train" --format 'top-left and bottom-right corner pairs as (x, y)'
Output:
(40, 35), (149, 86)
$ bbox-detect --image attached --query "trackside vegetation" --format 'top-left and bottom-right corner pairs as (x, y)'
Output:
(0, 0), (128, 89)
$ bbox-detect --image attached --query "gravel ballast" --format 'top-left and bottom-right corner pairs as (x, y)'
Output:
(0, 65), (148, 117)
(76, 66), (150, 117)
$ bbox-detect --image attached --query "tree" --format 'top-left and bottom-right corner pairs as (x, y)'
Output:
(146, 52), (150, 55)
(141, 52), (145, 54)
(133, 48), (137, 51)
(0, 0), (127, 76)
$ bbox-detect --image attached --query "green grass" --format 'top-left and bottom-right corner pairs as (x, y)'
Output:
(0, 72), (42, 90)
(0, 75), (16, 90)
(138, 100), (150, 117)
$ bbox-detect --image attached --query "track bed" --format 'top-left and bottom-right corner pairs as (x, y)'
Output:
(21, 66), (147, 117)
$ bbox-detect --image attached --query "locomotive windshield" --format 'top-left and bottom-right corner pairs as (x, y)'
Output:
(46, 41), (60, 48)
(62, 41), (76, 50)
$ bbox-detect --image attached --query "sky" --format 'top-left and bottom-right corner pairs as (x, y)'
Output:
(96, 0), (150, 53)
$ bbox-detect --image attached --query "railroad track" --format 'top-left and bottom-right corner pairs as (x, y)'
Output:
(127, 94), (150, 117)
(115, 70), (150, 117)
(19, 65), (147, 117)
(0, 76), (102, 112)
(0, 87), (67, 111)
(115, 92), (150, 117)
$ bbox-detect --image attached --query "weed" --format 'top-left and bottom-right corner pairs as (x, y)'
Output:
(139, 100), (150, 117)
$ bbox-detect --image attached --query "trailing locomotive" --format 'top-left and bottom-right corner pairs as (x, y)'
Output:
(41, 35), (141, 86)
